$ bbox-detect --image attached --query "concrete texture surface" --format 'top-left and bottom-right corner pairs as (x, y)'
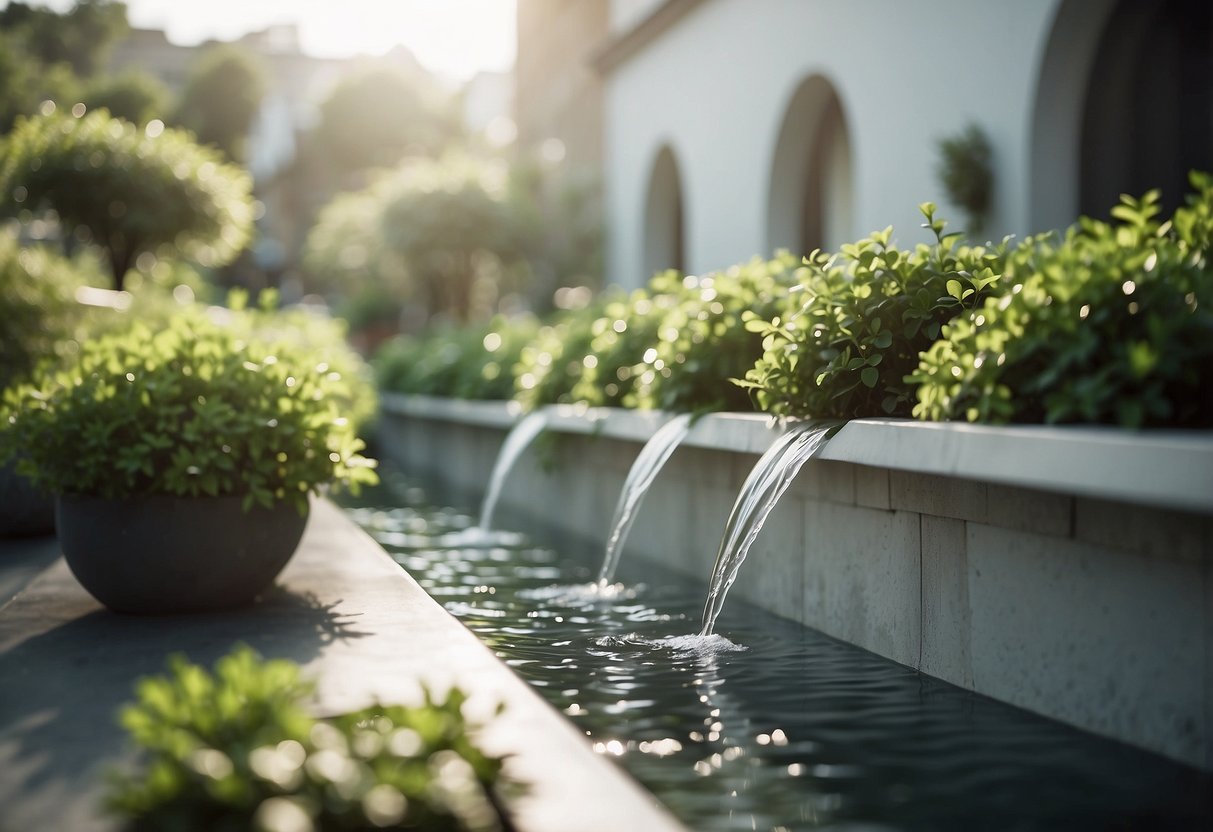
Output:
(0, 499), (685, 832)
(377, 398), (1213, 771)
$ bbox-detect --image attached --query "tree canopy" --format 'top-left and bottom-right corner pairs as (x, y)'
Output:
(0, 109), (254, 290)
(174, 45), (265, 162)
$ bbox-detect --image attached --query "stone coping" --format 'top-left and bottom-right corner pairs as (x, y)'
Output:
(0, 498), (685, 832)
(380, 394), (1213, 514)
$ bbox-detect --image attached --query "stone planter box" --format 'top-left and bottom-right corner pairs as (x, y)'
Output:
(376, 394), (1213, 772)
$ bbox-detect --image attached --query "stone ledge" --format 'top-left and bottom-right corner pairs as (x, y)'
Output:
(0, 498), (685, 832)
(381, 396), (1213, 515)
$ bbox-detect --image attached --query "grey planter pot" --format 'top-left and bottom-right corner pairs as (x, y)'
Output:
(56, 494), (310, 614)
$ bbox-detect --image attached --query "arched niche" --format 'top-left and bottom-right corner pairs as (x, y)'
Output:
(1030, 0), (1211, 229)
(642, 144), (686, 278)
(766, 74), (854, 256)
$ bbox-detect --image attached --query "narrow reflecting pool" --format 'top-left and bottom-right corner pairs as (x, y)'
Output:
(343, 474), (1213, 831)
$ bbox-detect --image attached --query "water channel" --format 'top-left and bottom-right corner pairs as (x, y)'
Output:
(344, 472), (1213, 831)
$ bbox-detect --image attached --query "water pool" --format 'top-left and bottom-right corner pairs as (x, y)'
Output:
(344, 476), (1213, 831)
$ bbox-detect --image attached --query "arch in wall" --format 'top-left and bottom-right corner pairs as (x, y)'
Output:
(1030, 0), (1211, 230)
(766, 74), (854, 256)
(641, 144), (686, 278)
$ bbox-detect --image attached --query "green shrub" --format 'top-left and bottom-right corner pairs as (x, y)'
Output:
(0, 301), (377, 512)
(513, 296), (611, 410)
(108, 646), (515, 832)
(912, 176), (1213, 427)
(568, 286), (679, 408)
(0, 109), (253, 290)
(0, 232), (96, 391)
(936, 123), (994, 236)
(738, 206), (1006, 418)
(631, 255), (802, 413)
(376, 316), (539, 401)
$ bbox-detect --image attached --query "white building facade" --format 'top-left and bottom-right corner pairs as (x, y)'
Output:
(598, 0), (1211, 287)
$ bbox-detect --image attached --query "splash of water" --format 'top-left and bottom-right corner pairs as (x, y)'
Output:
(478, 412), (549, 531)
(699, 423), (834, 636)
(597, 413), (693, 585)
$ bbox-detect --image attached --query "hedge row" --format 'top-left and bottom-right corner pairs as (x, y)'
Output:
(374, 176), (1213, 428)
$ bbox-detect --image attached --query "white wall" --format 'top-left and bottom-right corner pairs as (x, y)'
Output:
(603, 0), (1063, 288)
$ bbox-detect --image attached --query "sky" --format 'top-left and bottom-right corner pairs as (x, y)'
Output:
(17, 0), (517, 82)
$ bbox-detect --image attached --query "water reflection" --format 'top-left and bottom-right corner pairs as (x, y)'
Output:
(344, 476), (1213, 832)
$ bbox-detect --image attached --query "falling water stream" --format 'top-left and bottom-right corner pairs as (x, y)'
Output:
(478, 411), (548, 531)
(344, 472), (1213, 831)
(596, 413), (693, 585)
(699, 423), (834, 636)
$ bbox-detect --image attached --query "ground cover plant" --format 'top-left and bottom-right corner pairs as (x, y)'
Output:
(912, 174), (1213, 427)
(108, 645), (516, 832)
(0, 296), (377, 513)
(738, 205), (1007, 419)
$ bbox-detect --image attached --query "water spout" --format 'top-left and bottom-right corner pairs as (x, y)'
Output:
(699, 423), (834, 636)
(478, 411), (549, 531)
(596, 413), (693, 585)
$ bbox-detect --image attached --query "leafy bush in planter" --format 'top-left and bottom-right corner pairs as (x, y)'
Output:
(568, 285), (680, 408)
(631, 255), (802, 414)
(912, 176), (1213, 427)
(108, 646), (515, 831)
(513, 295), (611, 410)
(226, 290), (378, 433)
(376, 315), (539, 401)
(738, 206), (1007, 418)
(0, 305), (377, 513)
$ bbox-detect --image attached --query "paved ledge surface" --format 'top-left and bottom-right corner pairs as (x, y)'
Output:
(0, 499), (685, 832)
(382, 396), (1213, 514)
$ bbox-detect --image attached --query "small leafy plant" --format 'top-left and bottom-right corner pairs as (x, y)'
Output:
(108, 646), (515, 832)
(630, 256), (802, 414)
(738, 205), (1007, 418)
(936, 123), (994, 236)
(912, 174), (1213, 427)
(512, 295), (611, 410)
(0, 300), (377, 512)
(375, 315), (539, 401)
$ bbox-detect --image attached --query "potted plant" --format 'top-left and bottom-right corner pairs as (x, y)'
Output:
(0, 305), (377, 613)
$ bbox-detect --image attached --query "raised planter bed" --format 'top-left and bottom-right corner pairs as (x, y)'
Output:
(378, 393), (1213, 772)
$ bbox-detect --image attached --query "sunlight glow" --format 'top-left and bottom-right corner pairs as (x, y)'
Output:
(121, 0), (516, 81)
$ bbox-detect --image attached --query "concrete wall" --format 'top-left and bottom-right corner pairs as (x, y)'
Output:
(602, 0), (1065, 287)
(377, 396), (1213, 773)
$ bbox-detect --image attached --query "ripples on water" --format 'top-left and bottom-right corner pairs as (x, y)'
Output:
(344, 479), (1213, 832)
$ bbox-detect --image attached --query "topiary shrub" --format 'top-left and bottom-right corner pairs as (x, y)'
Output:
(912, 174), (1213, 427)
(738, 206), (1007, 418)
(108, 645), (517, 832)
(0, 109), (253, 290)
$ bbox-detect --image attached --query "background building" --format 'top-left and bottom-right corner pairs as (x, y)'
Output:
(560, 0), (1213, 288)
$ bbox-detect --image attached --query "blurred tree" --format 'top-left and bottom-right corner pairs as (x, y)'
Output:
(0, 0), (128, 76)
(312, 67), (459, 177)
(0, 31), (81, 133)
(0, 110), (254, 290)
(83, 70), (171, 126)
(174, 45), (265, 162)
(380, 155), (534, 323)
